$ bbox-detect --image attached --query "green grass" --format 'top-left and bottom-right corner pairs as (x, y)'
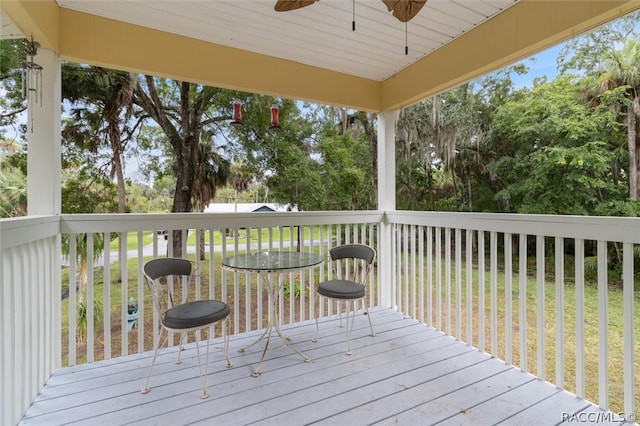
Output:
(107, 226), (337, 251)
(401, 255), (640, 415)
(61, 249), (639, 414)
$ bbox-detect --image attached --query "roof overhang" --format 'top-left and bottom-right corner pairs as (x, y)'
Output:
(2, 0), (639, 111)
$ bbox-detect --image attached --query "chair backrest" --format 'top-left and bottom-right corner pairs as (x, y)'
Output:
(329, 244), (376, 263)
(143, 257), (192, 319)
(329, 244), (376, 284)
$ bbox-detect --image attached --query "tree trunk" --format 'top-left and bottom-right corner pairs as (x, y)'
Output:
(110, 124), (127, 282)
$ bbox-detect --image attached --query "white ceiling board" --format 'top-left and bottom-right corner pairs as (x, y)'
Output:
(55, 0), (520, 81)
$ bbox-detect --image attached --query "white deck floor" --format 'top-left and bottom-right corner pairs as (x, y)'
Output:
(20, 308), (630, 426)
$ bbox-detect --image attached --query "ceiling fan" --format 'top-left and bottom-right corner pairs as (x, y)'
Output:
(274, 0), (427, 23)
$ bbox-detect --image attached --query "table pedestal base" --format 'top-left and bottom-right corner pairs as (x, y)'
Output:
(238, 272), (311, 377)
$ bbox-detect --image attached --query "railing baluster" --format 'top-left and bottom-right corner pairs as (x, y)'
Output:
(137, 231), (144, 354)
(622, 242), (635, 416)
(478, 230), (485, 353)
(490, 231), (497, 358)
(427, 226), (432, 327)
(245, 227), (252, 333)
(555, 236), (564, 389)
(435, 227), (442, 332)
(465, 229), (473, 346)
(445, 228), (451, 335)
(411, 224), (417, 319)
(455, 228), (461, 340)
(519, 233), (527, 373)
(86, 233), (95, 362)
(418, 225), (425, 325)
(504, 233), (512, 365)
(597, 239), (608, 410)
(575, 238), (585, 398)
(102, 233), (111, 360)
(403, 224), (409, 316)
(536, 235), (545, 381)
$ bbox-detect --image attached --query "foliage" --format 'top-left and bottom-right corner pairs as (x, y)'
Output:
(557, 11), (640, 76)
(0, 140), (26, 217)
(76, 299), (103, 344)
(0, 39), (27, 136)
(486, 76), (633, 216)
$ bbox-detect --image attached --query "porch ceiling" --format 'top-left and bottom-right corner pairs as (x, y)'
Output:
(2, 0), (640, 111)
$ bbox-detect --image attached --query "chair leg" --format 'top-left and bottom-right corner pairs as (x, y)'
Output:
(223, 318), (232, 368)
(176, 331), (187, 365)
(345, 300), (356, 355)
(193, 333), (210, 399)
(312, 293), (320, 343)
(141, 327), (168, 394)
(364, 304), (375, 337)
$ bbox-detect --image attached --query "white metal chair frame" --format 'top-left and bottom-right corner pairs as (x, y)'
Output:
(312, 244), (376, 355)
(141, 257), (232, 399)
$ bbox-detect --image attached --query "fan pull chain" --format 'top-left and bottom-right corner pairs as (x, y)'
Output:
(352, 0), (356, 31)
(405, 21), (408, 55)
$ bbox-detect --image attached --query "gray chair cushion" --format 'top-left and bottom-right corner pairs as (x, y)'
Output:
(318, 279), (365, 299)
(164, 300), (230, 329)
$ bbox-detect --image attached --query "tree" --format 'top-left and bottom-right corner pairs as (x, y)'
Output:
(0, 39), (27, 136)
(557, 11), (640, 75)
(229, 158), (254, 212)
(487, 76), (631, 216)
(132, 77), (230, 256)
(0, 139), (27, 217)
(597, 40), (640, 200)
(192, 140), (230, 259)
(62, 64), (138, 281)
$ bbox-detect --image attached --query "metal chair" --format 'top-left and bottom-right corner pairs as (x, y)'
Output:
(312, 244), (376, 355)
(141, 257), (231, 399)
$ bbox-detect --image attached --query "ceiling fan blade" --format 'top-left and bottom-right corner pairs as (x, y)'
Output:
(274, 0), (317, 12)
(381, 0), (427, 22)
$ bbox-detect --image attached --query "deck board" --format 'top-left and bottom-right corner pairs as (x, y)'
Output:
(20, 308), (629, 426)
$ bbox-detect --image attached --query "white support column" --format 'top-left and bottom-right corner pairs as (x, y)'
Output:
(27, 48), (61, 216)
(377, 110), (397, 308)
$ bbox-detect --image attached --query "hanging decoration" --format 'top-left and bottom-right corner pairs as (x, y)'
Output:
(21, 36), (43, 132)
(269, 104), (281, 130)
(229, 99), (283, 130)
(230, 98), (244, 126)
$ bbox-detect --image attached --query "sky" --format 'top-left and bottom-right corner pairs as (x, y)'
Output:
(510, 43), (564, 89)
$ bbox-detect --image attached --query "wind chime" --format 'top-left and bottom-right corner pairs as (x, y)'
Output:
(21, 37), (43, 132)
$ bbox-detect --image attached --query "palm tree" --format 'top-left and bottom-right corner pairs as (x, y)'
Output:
(599, 40), (640, 200)
(192, 140), (230, 259)
(230, 159), (254, 212)
(62, 65), (137, 281)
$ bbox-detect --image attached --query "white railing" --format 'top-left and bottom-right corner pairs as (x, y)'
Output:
(58, 211), (384, 367)
(388, 211), (638, 417)
(2, 210), (639, 425)
(1, 215), (61, 426)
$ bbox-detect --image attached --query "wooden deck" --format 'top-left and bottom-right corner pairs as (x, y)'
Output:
(20, 308), (629, 426)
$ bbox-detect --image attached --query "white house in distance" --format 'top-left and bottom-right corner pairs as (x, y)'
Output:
(204, 203), (297, 213)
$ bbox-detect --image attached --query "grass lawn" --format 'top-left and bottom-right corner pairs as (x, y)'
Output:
(61, 249), (639, 414)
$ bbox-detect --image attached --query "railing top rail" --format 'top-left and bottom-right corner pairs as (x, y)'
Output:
(59, 210), (385, 233)
(0, 215), (60, 250)
(386, 210), (640, 244)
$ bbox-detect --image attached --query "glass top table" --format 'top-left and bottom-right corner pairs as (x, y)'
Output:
(221, 250), (325, 376)
(221, 250), (324, 273)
